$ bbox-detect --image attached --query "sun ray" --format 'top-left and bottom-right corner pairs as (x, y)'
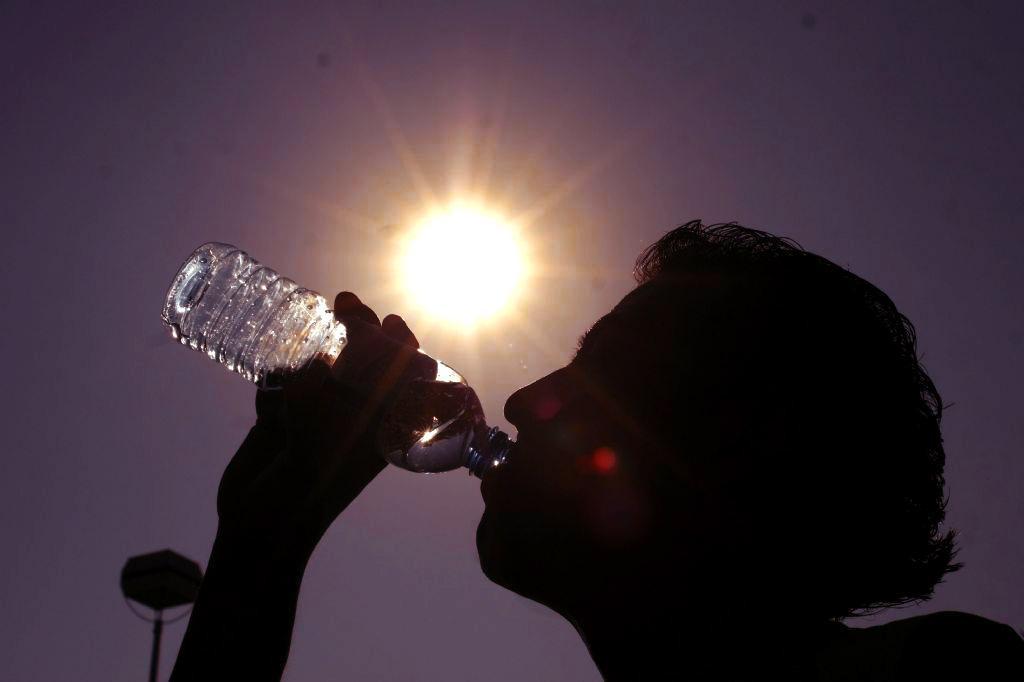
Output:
(353, 70), (438, 209)
(211, 160), (383, 236)
(500, 299), (578, 370)
(331, 18), (440, 211)
(514, 128), (644, 230)
(471, 30), (516, 199)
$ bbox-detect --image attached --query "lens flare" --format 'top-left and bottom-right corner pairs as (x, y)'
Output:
(590, 447), (617, 474)
(399, 203), (527, 327)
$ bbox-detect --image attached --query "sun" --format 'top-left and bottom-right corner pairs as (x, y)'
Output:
(398, 203), (527, 328)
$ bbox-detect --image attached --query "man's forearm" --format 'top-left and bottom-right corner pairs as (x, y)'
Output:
(170, 531), (309, 682)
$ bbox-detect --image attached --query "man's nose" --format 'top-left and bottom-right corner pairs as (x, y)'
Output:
(504, 371), (567, 428)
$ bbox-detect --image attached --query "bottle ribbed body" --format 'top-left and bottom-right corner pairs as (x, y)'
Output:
(161, 243), (347, 383)
(162, 242), (513, 478)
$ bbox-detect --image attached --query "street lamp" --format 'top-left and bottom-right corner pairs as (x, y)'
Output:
(121, 549), (203, 682)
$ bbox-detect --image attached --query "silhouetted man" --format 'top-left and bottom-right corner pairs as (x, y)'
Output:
(170, 221), (1024, 680)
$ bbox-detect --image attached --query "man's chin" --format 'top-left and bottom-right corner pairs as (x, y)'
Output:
(475, 510), (505, 586)
(476, 510), (534, 597)
(475, 512), (552, 605)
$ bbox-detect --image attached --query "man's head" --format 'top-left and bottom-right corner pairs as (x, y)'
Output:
(476, 220), (960, 623)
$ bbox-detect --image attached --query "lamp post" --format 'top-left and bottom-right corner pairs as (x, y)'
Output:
(121, 549), (203, 682)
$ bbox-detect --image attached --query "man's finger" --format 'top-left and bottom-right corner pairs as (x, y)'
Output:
(282, 357), (333, 401)
(255, 375), (286, 425)
(381, 314), (419, 349)
(333, 291), (381, 327)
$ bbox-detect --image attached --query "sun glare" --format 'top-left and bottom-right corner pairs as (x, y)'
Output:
(399, 204), (526, 328)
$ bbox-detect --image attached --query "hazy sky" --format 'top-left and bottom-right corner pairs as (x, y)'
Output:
(2, 2), (1022, 680)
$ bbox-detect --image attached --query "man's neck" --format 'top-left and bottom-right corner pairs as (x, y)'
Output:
(569, 601), (840, 681)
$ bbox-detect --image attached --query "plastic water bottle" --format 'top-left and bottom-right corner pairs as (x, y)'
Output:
(161, 242), (513, 478)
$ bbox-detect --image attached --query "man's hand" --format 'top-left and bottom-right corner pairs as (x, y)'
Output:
(171, 292), (426, 682)
(215, 291), (428, 562)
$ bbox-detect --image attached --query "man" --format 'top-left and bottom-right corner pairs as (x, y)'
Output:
(170, 220), (1023, 680)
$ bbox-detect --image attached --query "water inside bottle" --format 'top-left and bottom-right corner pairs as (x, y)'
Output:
(376, 380), (487, 472)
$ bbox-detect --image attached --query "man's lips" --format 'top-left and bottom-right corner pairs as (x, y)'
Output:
(480, 428), (524, 504)
(480, 460), (498, 505)
(480, 439), (518, 506)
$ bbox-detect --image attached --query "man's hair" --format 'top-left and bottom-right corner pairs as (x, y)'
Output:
(634, 219), (961, 621)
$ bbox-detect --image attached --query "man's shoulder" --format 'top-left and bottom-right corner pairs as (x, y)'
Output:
(894, 611), (1023, 679)
(854, 610), (1024, 681)
(863, 610), (1016, 638)
(814, 611), (1023, 681)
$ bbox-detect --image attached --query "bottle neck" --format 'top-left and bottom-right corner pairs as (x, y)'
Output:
(465, 426), (514, 479)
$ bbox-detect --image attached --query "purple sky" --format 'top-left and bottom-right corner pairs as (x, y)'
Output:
(3, 2), (1022, 680)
